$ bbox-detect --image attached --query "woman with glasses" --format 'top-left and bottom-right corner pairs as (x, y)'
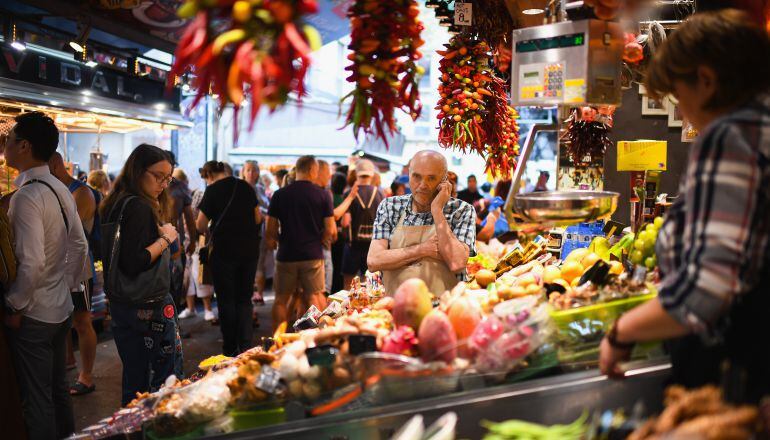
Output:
(100, 144), (183, 406)
(196, 161), (262, 356)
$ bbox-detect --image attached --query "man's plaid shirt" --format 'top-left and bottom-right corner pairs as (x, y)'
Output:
(372, 194), (477, 280)
(656, 94), (770, 335)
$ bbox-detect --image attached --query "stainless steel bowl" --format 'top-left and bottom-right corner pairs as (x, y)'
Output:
(513, 191), (619, 225)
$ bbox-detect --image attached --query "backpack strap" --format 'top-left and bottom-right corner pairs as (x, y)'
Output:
(24, 179), (69, 232)
(355, 187), (378, 210)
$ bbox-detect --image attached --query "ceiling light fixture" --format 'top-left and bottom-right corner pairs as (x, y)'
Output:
(69, 22), (91, 53)
(522, 8), (545, 15)
(425, 0), (441, 8)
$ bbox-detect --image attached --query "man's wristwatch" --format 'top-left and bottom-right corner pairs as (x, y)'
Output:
(606, 317), (636, 351)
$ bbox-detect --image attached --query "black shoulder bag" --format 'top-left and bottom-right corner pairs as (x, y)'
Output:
(199, 181), (238, 264)
(101, 196), (170, 304)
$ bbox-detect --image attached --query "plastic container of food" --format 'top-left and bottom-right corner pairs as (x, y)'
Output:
(549, 291), (657, 349)
(229, 407), (286, 431)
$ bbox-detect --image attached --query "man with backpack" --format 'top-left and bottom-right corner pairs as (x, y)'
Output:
(341, 159), (383, 289)
(3, 112), (89, 439)
(49, 152), (99, 396)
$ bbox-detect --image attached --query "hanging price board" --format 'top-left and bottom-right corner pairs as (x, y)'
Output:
(454, 2), (472, 26)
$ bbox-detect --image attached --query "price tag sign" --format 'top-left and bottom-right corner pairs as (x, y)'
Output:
(454, 2), (472, 26)
(617, 140), (667, 171)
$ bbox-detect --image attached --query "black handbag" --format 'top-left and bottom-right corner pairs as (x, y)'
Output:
(199, 181), (238, 264)
(102, 196), (170, 304)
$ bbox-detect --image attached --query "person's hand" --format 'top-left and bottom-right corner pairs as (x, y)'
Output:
(159, 223), (179, 244)
(599, 337), (632, 379)
(185, 240), (196, 256)
(431, 181), (452, 215)
(420, 233), (441, 261)
(348, 183), (360, 199)
(4, 312), (22, 329)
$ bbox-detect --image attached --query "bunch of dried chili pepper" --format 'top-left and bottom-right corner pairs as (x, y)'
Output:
(436, 35), (493, 153)
(482, 75), (520, 177)
(436, 34), (520, 178)
(561, 107), (613, 165)
(169, 0), (321, 130)
(341, 0), (425, 148)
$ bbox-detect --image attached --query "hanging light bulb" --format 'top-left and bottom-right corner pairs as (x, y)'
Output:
(425, 0), (441, 8)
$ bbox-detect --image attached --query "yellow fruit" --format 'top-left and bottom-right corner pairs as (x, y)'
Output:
(560, 261), (584, 283)
(609, 260), (624, 275)
(475, 269), (496, 288)
(525, 284), (541, 296)
(517, 273), (537, 288)
(565, 248), (590, 263)
(581, 252), (601, 270)
(571, 277), (581, 288)
(543, 266), (562, 284)
(510, 286), (527, 298)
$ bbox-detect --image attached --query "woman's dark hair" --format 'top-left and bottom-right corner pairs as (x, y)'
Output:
(646, 9), (770, 110)
(13, 112), (59, 161)
(331, 172), (347, 195)
(494, 179), (512, 200)
(199, 161), (227, 179)
(101, 144), (174, 224)
(390, 180), (405, 195)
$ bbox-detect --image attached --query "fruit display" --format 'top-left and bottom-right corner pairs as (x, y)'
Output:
(629, 386), (761, 440)
(341, 0), (425, 148)
(170, 0), (321, 128)
(629, 217), (663, 269)
(436, 35), (520, 177)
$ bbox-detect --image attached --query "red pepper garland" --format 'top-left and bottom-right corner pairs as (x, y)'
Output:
(341, 0), (425, 148)
(169, 0), (320, 129)
(436, 35), (520, 177)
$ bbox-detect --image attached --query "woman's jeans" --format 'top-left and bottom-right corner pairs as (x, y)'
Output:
(111, 294), (183, 406)
(210, 254), (258, 357)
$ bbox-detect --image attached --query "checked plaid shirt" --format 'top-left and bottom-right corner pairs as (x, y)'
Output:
(373, 194), (477, 280)
(656, 93), (770, 335)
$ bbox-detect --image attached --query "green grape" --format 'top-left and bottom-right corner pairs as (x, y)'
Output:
(631, 250), (644, 265)
(634, 239), (646, 251)
(643, 239), (655, 255)
(654, 217), (664, 229)
(638, 230), (652, 243)
(645, 256), (657, 269)
(646, 223), (657, 233)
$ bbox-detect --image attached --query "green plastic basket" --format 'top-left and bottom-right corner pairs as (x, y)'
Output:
(229, 407), (286, 431)
(549, 286), (657, 345)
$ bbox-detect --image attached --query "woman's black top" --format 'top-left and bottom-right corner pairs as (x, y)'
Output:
(199, 177), (260, 261)
(104, 195), (160, 277)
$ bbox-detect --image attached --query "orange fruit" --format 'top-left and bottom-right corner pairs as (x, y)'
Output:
(609, 261), (624, 275)
(560, 261), (584, 283)
(580, 252), (601, 270)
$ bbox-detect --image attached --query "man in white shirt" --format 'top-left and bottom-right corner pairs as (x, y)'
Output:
(2, 112), (89, 440)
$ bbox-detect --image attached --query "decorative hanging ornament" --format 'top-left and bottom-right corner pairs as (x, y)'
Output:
(168, 0), (321, 131)
(341, 0), (425, 148)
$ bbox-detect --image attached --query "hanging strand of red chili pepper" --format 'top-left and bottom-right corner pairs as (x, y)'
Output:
(482, 75), (520, 177)
(561, 107), (614, 165)
(436, 34), (520, 178)
(341, 0), (425, 148)
(436, 35), (491, 153)
(169, 0), (321, 130)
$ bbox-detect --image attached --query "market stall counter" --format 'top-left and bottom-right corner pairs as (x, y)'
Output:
(208, 360), (671, 440)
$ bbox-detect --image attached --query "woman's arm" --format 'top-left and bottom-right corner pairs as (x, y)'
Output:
(333, 184), (359, 221)
(118, 200), (170, 276)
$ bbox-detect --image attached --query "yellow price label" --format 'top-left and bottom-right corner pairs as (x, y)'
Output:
(617, 140), (667, 171)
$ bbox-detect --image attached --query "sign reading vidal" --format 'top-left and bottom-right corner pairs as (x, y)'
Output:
(0, 43), (179, 110)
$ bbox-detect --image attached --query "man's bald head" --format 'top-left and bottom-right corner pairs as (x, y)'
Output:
(410, 150), (448, 177)
(409, 150), (449, 207)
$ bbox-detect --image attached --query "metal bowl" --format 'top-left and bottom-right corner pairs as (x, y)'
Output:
(513, 191), (619, 225)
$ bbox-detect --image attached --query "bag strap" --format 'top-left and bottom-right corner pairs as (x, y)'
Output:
(24, 179), (69, 232)
(355, 187), (378, 210)
(106, 195), (136, 284)
(208, 180), (239, 242)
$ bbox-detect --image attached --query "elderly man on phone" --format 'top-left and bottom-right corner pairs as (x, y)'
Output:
(368, 150), (476, 295)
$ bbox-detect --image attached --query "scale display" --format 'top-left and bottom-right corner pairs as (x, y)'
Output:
(516, 33), (585, 53)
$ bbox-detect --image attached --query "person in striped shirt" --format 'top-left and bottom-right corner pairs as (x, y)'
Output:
(599, 9), (770, 403)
